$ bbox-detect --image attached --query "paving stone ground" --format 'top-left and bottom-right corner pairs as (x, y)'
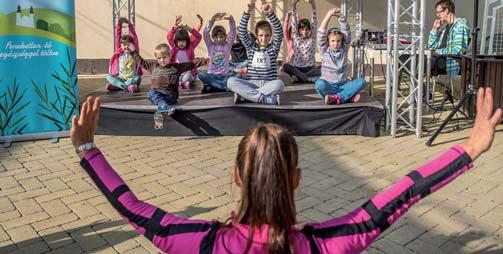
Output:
(0, 76), (502, 253)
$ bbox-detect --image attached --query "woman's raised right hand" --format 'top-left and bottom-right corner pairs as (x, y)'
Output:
(459, 88), (502, 160)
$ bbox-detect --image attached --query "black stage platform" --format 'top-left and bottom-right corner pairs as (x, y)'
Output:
(92, 80), (384, 137)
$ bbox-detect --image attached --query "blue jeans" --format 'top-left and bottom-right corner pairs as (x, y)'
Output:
(315, 78), (365, 103)
(148, 90), (177, 110)
(106, 74), (141, 90)
(198, 71), (230, 91)
(227, 77), (284, 102)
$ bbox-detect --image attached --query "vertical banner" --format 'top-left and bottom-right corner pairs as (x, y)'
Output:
(0, 0), (78, 142)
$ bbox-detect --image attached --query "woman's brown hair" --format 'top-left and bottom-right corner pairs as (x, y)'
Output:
(234, 123), (299, 253)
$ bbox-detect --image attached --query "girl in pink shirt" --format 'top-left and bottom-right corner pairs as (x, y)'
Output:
(167, 15), (203, 89)
(72, 87), (501, 253)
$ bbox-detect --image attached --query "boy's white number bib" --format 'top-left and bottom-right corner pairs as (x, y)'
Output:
(251, 51), (271, 68)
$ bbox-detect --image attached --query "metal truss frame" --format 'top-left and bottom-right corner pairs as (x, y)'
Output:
(385, 0), (426, 138)
(112, 0), (135, 50)
(341, 0), (365, 79)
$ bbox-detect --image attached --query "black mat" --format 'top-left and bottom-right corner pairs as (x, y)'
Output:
(92, 79), (384, 137)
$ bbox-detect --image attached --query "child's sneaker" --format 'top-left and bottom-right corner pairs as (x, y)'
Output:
(259, 94), (280, 105)
(154, 111), (164, 130)
(158, 103), (176, 116)
(233, 93), (246, 104)
(350, 93), (361, 103)
(306, 77), (318, 83)
(166, 106), (175, 116)
(324, 94), (342, 105)
(106, 83), (121, 91)
(201, 84), (212, 94)
(127, 84), (139, 94)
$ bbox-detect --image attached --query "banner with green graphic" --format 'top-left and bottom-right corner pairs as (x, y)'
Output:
(0, 0), (78, 143)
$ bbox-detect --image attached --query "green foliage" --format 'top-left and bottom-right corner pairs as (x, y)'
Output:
(36, 19), (49, 31)
(0, 79), (30, 136)
(48, 23), (68, 39)
(32, 47), (78, 131)
(3, 8), (75, 44)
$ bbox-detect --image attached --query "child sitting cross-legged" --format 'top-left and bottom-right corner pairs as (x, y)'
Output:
(315, 7), (366, 105)
(198, 12), (236, 93)
(227, 2), (284, 105)
(282, 0), (321, 83)
(167, 15), (203, 89)
(106, 17), (143, 93)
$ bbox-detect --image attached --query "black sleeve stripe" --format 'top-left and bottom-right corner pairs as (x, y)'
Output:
(362, 201), (389, 229)
(80, 157), (212, 242)
(313, 221), (377, 238)
(158, 223), (212, 237)
(406, 171), (423, 182)
(311, 152), (472, 239)
(302, 225), (321, 254)
(144, 209), (167, 241)
(199, 221), (222, 254)
(111, 185), (130, 199)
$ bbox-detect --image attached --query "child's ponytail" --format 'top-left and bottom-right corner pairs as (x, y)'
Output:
(235, 124), (299, 254)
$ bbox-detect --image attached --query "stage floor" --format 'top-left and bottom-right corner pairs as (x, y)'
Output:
(90, 78), (384, 137)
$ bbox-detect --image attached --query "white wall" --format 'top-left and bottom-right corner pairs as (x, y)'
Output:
(75, 0), (484, 60)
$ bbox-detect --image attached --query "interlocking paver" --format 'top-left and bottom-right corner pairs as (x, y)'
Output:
(0, 226), (9, 242)
(0, 197), (15, 213)
(6, 225), (39, 247)
(39, 226), (74, 249)
(3, 240), (49, 254)
(32, 213), (79, 231)
(43, 242), (82, 254)
(1, 211), (49, 230)
(71, 226), (109, 251)
(13, 199), (43, 216)
(1, 160), (23, 170)
(68, 201), (101, 219)
(60, 214), (109, 232)
(18, 177), (44, 191)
